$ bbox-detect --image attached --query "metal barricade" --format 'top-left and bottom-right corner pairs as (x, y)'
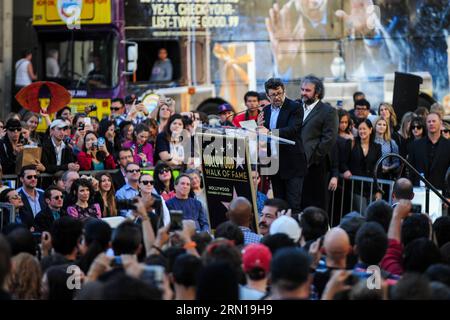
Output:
(329, 175), (395, 227)
(0, 202), (16, 230)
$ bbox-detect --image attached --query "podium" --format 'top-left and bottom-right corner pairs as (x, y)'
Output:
(194, 126), (295, 230)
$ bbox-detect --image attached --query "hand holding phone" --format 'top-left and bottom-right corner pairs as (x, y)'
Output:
(169, 210), (183, 232)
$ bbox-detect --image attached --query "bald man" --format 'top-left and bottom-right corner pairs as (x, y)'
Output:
(227, 197), (261, 245)
(392, 178), (414, 205)
(313, 227), (351, 297)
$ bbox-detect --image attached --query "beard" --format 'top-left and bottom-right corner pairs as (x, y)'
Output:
(302, 95), (317, 106)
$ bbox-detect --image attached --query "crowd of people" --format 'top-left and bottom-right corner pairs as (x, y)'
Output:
(0, 75), (449, 300)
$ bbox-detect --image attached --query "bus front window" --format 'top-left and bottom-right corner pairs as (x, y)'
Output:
(39, 31), (118, 90)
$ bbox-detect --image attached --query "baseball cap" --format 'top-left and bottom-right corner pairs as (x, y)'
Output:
(269, 215), (301, 243)
(242, 243), (272, 274)
(217, 104), (233, 114)
(5, 119), (22, 130)
(50, 119), (67, 129)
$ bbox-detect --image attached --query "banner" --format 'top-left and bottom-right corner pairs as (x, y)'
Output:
(198, 132), (258, 231)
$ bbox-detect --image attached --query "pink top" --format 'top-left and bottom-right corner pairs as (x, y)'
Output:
(123, 141), (154, 166)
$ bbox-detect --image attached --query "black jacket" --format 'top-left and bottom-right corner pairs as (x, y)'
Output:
(408, 136), (450, 193)
(34, 206), (66, 233)
(349, 139), (382, 178)
(263, 98), (307, 178)
(41, 137), (76, 174)
(112, 168), (126, 191)
(301, 101), (338, 167)
(0, 137), (18, 174)
(18, 188), (46, 229)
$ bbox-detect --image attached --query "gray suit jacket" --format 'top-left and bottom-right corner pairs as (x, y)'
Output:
(301, 101), (338, 167)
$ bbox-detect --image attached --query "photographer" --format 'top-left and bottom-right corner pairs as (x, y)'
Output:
(77, 131), (116, 171)
(0, 119), (24, 174)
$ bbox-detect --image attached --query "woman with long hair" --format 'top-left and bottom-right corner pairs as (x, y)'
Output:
(22, 112), (43, 145)
(406, 116), (427, 156)
(154, 114), (186, 166)
(77, 131), (116, 171)
(374, 117), (400, 180)
(153, 161), (176, 201)
(98, 120), (121, 158)
(77, 219), (112, 274)
(6, 253), (42, 300)
(123, 123), (154, 167)
(67, 179), (102, 220)
(155, 100), (174, 133)
(119, 121), (134, 147)
(95, 172), (117, 217)
(397, 111), (416, 158)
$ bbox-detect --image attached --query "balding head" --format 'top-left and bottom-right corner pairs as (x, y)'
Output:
(324, 227), (351, 266)
(227, 197), (253, 227)
(393, 178), (414, 201)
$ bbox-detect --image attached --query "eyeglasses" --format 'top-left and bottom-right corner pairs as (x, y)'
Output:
(355, 107), (369, 111)
(159, 169), (170, 174)
(267, 91), (284, 99)
(52, 195), (64, 200)
(8, 195), (21, 200)
(140, 180), (154, 185)
(8, 128), (21, 132)
(127, 169), (140, 173)
(411, 125), (423, 130)
(26, 175), (38, 180)
(110, 107), (122, 111)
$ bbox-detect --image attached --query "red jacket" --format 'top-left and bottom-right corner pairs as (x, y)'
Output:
(380, 239), (404, 276)
(77, 151), (116, 171)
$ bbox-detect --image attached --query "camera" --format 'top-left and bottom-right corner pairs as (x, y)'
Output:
(98, 137), (105, 147)
(110, 256), (122, 267)
(78, 122), (85, 131)
(116, 199), (139, 211)
(140, 265), (165, 290)
(32, 232), (42, 244)
(169, 210), (183, 232)
(411, 204), (422, 214)
(63, 136), (72, 145)
(18, 134), (26, 145)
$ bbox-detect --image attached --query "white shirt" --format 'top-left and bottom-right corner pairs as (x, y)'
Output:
(46, 57), (60, 77)
(15, 59), (32, 86)
(52, 137), (66, 166)
(303, 99), (320, 121)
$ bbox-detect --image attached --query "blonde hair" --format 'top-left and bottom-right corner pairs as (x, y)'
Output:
(378, 103), (397, 128)
(375, 117), (391, 142)
(399, 112), (416, 139)
(6, 253), (42, 300)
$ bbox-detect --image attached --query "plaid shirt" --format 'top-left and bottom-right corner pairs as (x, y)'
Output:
(239, 226), (262, 245)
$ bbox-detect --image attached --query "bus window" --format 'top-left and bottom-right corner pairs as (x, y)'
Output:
(134, 40), (181, 84)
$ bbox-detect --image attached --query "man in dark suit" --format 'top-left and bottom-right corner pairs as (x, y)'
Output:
(258, 78), (307, 213)
(408, 112), (450, 196)
(299, 75), (338, 210)
(34, 186), (66, 232)
(112, 148), (134, 190)
(17, 165), (46, 229)
(41, 119), (79, 174)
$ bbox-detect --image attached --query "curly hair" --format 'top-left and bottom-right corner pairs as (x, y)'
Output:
(6, 253), (42, 300)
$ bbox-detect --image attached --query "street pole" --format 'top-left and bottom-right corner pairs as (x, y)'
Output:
(0, 0), (13, 118)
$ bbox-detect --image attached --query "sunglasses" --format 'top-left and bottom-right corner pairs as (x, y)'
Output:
(159, 169), (170, 174)
(411, 125), (423, 130)
(9, 195), (21, 200)
(442, 129), (450, 134)
(8, 128), (21, 132)
(140, 180), (154, 185)
(52, 195), (64, 200)
(26, 175), (38, 180)
(127, 169), (140, 173)
(110, 107), (122, 111)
